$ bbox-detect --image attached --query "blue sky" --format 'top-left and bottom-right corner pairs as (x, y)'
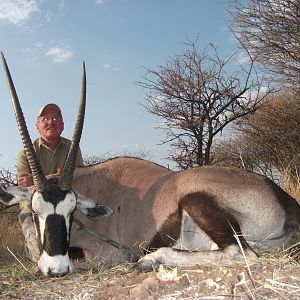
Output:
(0, 0), (241, 171)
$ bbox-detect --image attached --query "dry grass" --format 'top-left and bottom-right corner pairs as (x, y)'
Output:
(0, 256), (134, 300)
(0, 206), (299, 299)
(0, 241), (299, 300)
(0, 205), (23, 257)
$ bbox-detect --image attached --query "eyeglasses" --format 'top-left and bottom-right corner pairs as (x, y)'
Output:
(38, 115), (62, 123)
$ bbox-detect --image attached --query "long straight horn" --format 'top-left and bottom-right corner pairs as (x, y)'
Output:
(1, 52), (47, 192)
(59, 62), (86, 190)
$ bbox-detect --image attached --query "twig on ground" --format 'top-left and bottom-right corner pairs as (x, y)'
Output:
(6, 246), (34, 276)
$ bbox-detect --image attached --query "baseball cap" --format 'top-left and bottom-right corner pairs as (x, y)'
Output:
(37, 103), (62, 119)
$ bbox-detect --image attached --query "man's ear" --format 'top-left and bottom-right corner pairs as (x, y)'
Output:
(36, 122), (41, 134)
(0, 185), (31, 206)
(76, 192), (113, 219)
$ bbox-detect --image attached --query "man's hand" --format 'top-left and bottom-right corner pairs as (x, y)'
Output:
(18, 172), (33, 187)
(18, 169), (62, 188)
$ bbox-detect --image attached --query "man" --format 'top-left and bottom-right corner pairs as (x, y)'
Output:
(17, 103), (84, 261)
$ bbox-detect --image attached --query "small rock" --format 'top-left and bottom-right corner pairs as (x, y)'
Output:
(129, 285), (151, 300)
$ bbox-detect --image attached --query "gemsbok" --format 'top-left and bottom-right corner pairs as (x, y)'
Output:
(1, 53), (300, 277)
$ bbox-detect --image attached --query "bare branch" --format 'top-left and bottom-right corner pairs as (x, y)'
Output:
(214, 91), (300, 189)
(229, 0), (300, 90)
(137, 41), (270, 169)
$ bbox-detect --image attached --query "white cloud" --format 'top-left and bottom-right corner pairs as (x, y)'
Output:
(23, 47), (34, 54)
(22, 42), (43, 55)
(59, 0), (65, 9)
(45, 11), (53, 22)
(95, 0), (105, 4)
(0, 0), (39, 25)
(122, 144), (139, 149)
(236, 51), (251, 65)
(102, 63), (120, 71)
(46, 47), (73, 63)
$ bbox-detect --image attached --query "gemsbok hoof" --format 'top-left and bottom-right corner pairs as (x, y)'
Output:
(134, 260), (158, 273)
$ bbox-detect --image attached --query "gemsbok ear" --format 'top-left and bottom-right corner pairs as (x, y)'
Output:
(75, 192), (114, 219)
(0, 185), (31, 206)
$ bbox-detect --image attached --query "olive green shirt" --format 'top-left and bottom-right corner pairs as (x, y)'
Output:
(17, 137), (84, 178)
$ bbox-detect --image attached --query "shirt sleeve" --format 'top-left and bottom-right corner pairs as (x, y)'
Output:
(16, 149), (30, 178)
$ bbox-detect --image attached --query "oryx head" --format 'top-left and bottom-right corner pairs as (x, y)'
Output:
(0, 53), (113, 277)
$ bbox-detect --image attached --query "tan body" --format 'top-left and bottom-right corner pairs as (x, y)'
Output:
(70, 157), (300, 267)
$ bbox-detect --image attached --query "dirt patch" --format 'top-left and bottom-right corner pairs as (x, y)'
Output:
(0, 206), (299, 299)
(0, 245), (299, 300)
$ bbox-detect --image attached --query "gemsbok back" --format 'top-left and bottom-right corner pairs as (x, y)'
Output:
(1, 53), (300, 276)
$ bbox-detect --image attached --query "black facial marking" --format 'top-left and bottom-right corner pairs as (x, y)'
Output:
(86, 204), (113, 219)
(41, 178), (69, 208)
(44, 214), (68, 256)
(33, 213), (41, 242)
(0, 187), (14, 203)
(69, 211), (74, 243)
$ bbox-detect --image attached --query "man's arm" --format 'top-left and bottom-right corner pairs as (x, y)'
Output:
(17, 144), (83, 187)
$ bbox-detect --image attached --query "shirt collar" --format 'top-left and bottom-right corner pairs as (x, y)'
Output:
(38, 137), (65, 151)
